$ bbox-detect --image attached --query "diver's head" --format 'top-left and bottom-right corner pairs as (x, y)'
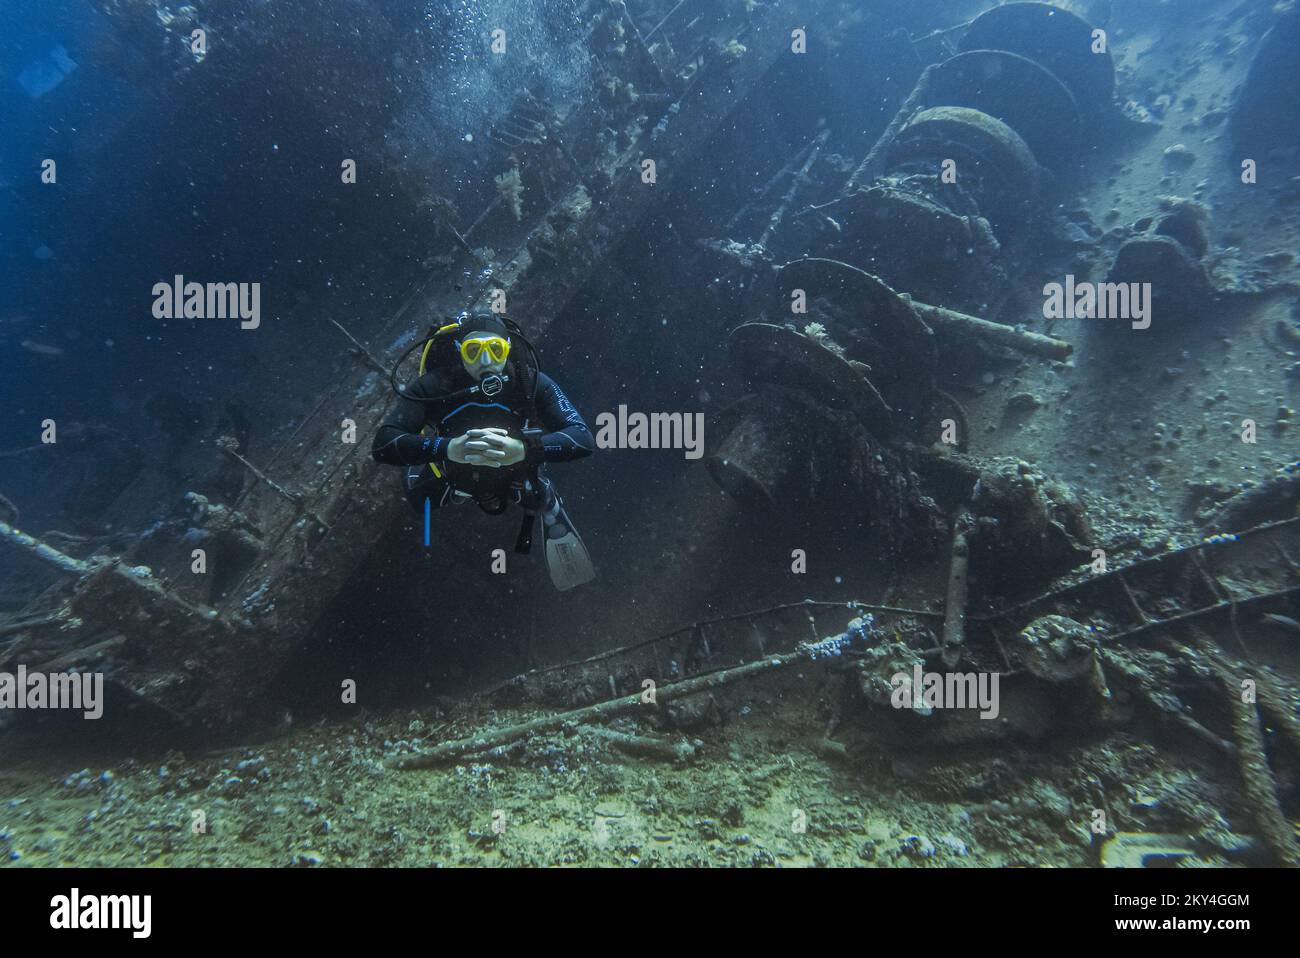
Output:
(456, 314), (512, 384)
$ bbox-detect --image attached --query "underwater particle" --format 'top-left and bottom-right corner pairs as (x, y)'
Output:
(495, 167), (524, 220)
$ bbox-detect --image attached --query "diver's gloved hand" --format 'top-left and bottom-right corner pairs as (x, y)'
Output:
(447, 428), (524, 468)
(473, 427), (525, 467)
(447, 429), (496, 466)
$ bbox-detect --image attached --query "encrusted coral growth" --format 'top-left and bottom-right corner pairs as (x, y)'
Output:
(721, 39), (747, 63)
(802, 321), (846, 357)
(968, 458), (1094, 592)
(495, 167), (524, 221)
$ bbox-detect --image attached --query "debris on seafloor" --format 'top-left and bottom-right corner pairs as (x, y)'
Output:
(1107, 198), (1217, 315)
(388, 618), (882, 769)
(1100, 832), (1217, 868)
(1200, 461), (1300, 531)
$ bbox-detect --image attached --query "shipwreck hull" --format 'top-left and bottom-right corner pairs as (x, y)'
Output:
(1, 0), (821, 729)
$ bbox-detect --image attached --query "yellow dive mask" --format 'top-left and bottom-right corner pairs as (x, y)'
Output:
(459, 335), (510, 364)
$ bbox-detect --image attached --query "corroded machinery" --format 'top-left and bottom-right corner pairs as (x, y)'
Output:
(822, 1), (1116, 310)
(707, 3), (1113, 546)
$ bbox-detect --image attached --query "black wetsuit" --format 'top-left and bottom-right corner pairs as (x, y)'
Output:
(371, 364), (593, 514)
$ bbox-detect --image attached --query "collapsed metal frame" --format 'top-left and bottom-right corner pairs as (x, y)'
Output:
(481, 516), (1300, 701)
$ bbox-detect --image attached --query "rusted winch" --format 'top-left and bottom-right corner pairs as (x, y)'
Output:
(825, 2), (1116, 309)
(707, 322), (892, 509)
(707, 262), (941, 510)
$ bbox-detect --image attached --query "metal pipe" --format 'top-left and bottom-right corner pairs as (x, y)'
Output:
(0, 519), (98, 576)
(645, 0), (688, 41)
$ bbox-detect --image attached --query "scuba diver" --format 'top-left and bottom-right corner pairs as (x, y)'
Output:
(371, 313), (596, 590)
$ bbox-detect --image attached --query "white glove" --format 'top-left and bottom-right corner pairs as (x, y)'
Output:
(447, 428), (523, 468)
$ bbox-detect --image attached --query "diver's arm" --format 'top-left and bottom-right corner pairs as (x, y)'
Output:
(370, 377), (449, 466)
(527, 373), (594, 464)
